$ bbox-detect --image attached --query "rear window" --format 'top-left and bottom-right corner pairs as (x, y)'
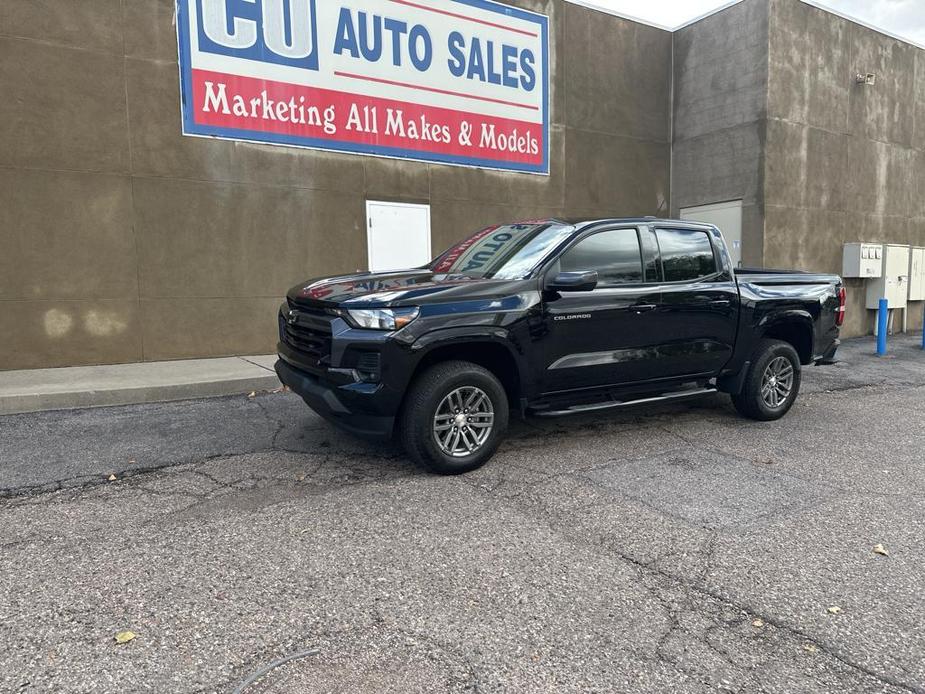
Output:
(656, 229), (718, 282)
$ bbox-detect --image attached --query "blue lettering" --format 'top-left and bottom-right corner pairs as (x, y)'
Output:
(357, 11), (382, 61)
(520, 49), (536, 92)
(447, 31), (466, 77)
(408, 25), (432, 71)
(485, 40), (502, 85)
(197, 0), (319, 71)
(383, 18), (408, 66)
(466, 37), (485, 81)
(333, 7), (359, 57)
(502, 44), (518, 88)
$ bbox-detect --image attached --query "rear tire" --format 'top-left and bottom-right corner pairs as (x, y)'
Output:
(400, 360), (509, 475)
(731, 339), (801, 421)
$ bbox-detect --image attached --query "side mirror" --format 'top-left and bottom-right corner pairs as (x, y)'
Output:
(546, 270), (599, 292)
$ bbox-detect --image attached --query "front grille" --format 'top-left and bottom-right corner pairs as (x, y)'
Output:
(281, 306), (333, 367)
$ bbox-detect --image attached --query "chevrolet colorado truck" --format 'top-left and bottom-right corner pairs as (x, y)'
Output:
(276, 218), (844, 474)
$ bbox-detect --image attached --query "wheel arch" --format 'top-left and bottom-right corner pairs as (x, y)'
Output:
(406, 331), (526, 413)
(759, 312), (815, 365)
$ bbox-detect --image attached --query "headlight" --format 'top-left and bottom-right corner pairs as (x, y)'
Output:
(343, 307), (420, 331)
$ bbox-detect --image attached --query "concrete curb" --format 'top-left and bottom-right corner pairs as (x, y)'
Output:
(0, 356), (281, 416)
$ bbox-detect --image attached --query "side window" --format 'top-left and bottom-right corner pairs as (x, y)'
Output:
(558, 228), (643, 285)
(656, 229), (718, 282)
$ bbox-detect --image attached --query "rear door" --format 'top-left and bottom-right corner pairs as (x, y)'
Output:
(649, 225), (739, 377)
(680, 200), (744, 267)
(538, 226), (664, 394)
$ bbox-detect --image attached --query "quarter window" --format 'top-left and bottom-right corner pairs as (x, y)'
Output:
(558, 229), (643, 285)
(656, 229), (718, 282)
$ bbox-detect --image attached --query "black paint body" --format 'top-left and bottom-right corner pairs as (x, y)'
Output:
(275, 219), (843, 439)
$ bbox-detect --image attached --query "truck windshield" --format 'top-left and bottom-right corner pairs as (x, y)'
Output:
(430, 222), (575, 279)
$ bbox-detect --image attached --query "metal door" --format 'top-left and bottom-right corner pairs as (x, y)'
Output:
(681, 200), (744, 268)
(366, 201), (431, 272)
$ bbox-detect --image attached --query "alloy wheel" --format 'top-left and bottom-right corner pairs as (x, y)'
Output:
(761, 356), (794, 409)
(433, 386), (495, 457)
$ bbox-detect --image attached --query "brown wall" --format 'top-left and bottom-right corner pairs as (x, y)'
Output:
(0, 0), (672, 370)
(764, 0), (925, 336)
(5, 0), (920, 370)
(671, 0), (925, 338)
(671, 0), (770, 267)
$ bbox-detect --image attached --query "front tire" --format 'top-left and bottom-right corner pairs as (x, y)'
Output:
(731, 339), (801, 421)
(400, 360), (509, 475)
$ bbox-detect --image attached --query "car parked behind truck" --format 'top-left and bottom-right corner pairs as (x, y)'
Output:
(276, 218), (844, 474)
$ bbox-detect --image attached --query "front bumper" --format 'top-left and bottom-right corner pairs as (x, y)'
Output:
(275, 358), (396, 440)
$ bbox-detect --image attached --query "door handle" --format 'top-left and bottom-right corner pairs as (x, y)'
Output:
(631, 303), (657, 314)
(710, 299), (732, 307)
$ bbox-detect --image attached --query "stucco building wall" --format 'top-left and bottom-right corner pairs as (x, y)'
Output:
(763, 0), (925, 336)
(2, 0), (923, 370)
(0, 0), (672, 370)
(671, 0), (770, 268)
(671, 0), (925, 337)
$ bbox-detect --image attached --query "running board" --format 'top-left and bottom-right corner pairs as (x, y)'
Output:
(533, 388), (718, 418)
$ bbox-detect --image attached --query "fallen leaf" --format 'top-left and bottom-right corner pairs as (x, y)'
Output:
(128, 459), (136, 465)
(873, 544), (889, 557)
(114, 631), (136, 644)
(751, 619), (764, 628)
(108, 474), (117, 482)
(296, 474), (306, 482)
(247, 391), (257, 399)
(827, 606), (842, 615)
(803, 644), (818, 654)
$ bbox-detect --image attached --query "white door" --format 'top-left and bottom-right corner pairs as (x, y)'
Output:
(680, 200), (744, 268)
(366, 201), (432, 273)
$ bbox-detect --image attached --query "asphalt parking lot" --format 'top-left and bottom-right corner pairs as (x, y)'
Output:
(1, 336), (924, 693)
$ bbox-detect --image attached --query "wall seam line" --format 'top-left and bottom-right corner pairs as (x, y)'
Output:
(121, 0), (145, 364)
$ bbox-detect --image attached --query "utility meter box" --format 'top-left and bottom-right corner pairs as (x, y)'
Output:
(842, 243), (883, 278)
(910, 247), (925, 301)
(865, 244), (910, 309)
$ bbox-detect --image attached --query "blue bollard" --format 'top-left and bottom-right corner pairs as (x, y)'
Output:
(877, 298), (888, 356)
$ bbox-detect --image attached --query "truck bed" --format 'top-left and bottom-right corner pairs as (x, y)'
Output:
(735, 267), (841, 286)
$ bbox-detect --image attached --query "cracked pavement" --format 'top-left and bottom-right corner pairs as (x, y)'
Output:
(1, 336), (924, 693)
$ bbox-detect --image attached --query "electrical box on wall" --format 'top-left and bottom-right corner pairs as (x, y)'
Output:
(865, 245), (911, 309)
(842, 243), (883, 278)
(909, 247), (925, 301)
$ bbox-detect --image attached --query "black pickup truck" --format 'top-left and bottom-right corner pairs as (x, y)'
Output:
(276, 219), (844, 474)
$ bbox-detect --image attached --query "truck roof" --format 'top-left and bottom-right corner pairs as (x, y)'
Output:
(552, 217), (715, 229)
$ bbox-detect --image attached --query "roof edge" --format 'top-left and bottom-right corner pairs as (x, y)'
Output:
(563, 0), (747, 32)
(562, 0), (674, 31)
(673, 0), (747, 31)
(799, 0), (925, 51)
(562, 0), (925, 50)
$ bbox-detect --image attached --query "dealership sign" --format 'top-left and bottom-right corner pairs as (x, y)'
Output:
(176, 0), (550, 174)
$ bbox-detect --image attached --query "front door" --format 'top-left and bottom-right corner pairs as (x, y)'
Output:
(538, 227), (664, 394)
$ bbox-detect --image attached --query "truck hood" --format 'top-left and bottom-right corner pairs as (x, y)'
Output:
(287, 269), (525, 308)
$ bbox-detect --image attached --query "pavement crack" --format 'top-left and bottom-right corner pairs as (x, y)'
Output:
(463, 474), (925, 694)
(238, 356), (276, 373)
